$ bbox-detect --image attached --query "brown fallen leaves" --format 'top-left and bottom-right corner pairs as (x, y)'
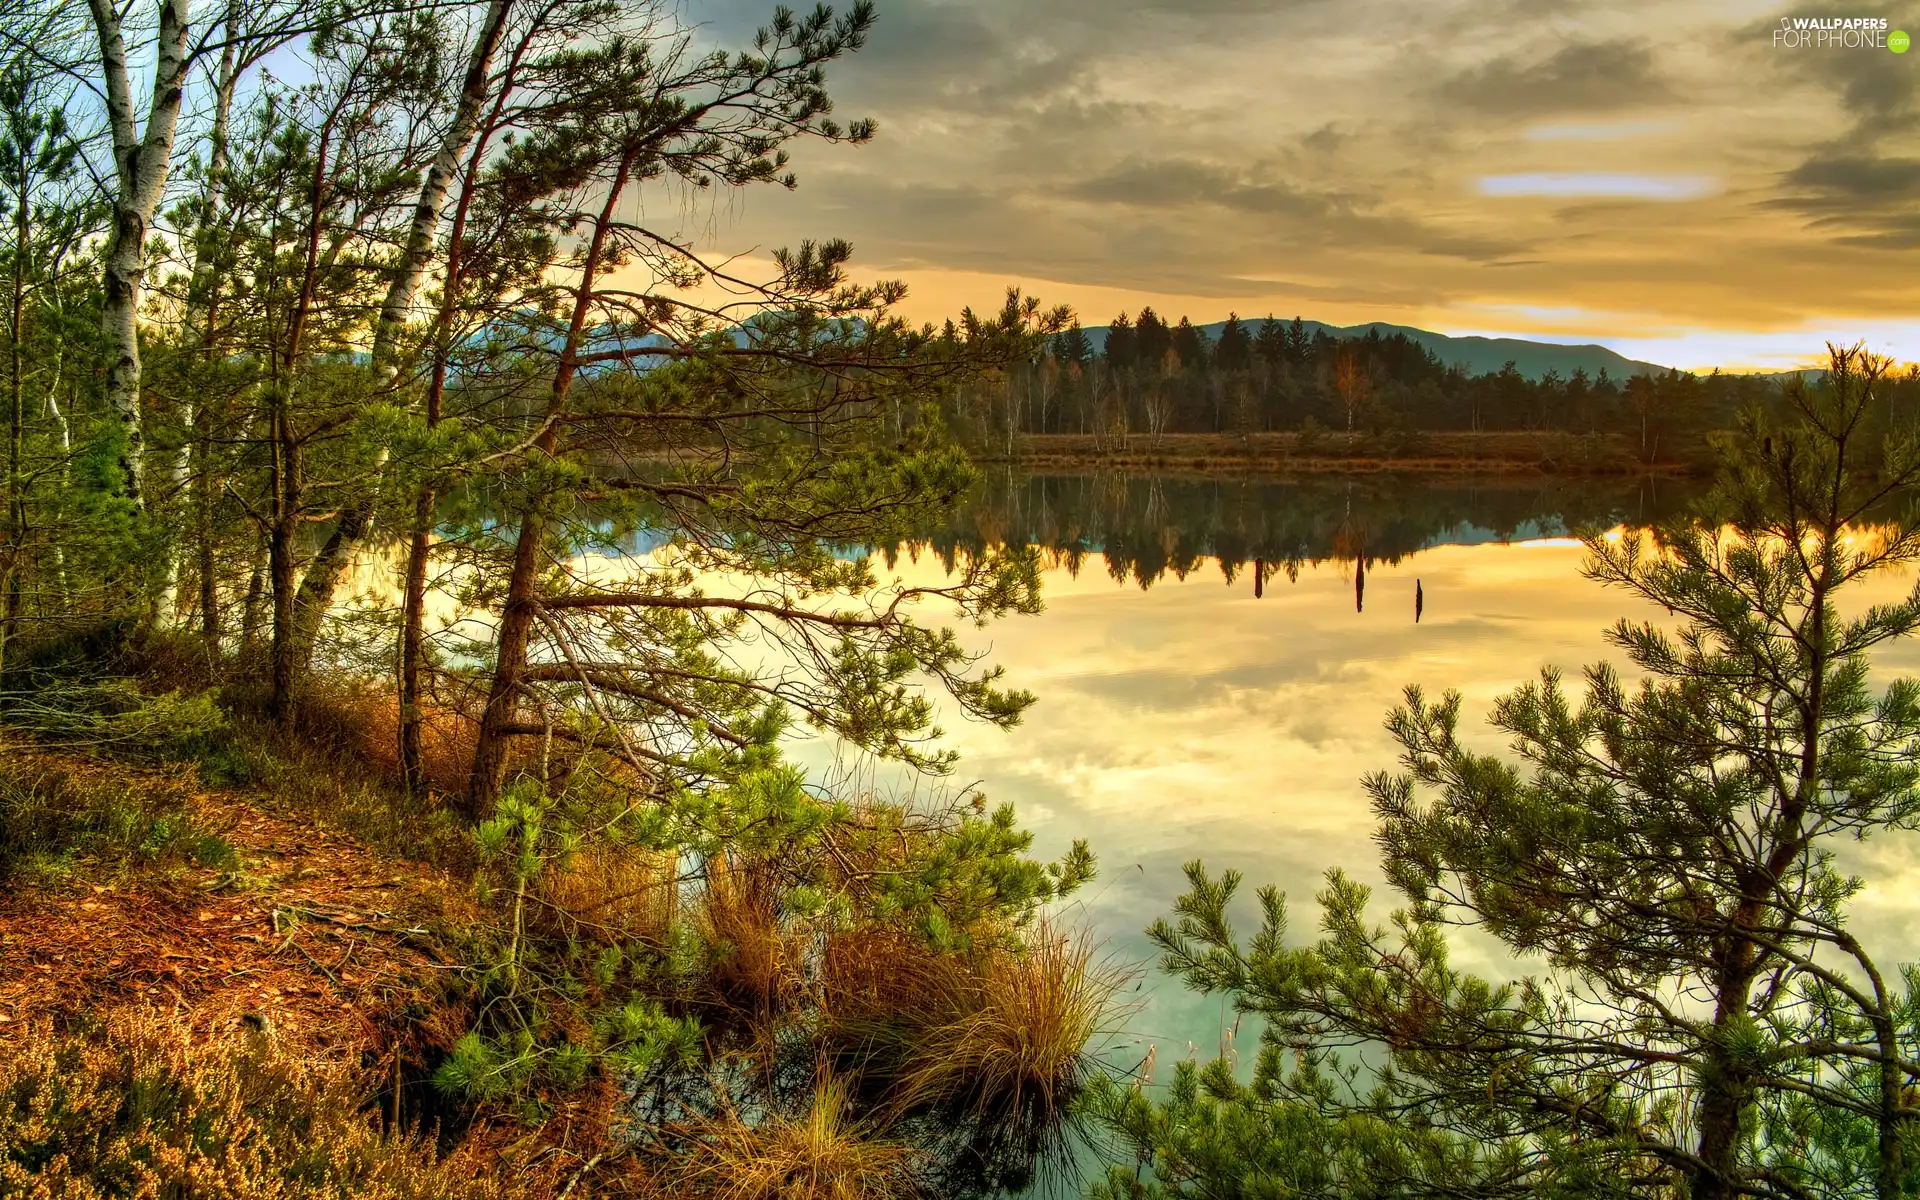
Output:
(0, 747), (476, 1066)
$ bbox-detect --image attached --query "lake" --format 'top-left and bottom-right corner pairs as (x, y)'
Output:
(787, 471), (1920, 1117)
(351, 466), (1920, 1189)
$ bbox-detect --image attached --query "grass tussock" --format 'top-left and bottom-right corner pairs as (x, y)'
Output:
(822, 925), (1114, 1129)
(698, 858), (803, 1018)
(0, 1011), (508, 1199)
(0, 758), (235, 886)
(535, 842), (678, 946)
(674, 1075), (922, 1200)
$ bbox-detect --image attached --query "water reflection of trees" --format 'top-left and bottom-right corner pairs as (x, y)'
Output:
(880, 472), (1697, 590)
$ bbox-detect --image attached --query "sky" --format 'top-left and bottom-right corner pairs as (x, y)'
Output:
(670, 0), (1920, 371)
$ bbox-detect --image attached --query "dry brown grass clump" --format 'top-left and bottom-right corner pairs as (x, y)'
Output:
(275, 677), (482, 799)
(821, 924), (1116, 1130)
(0, 1011), (508, 1199)
(895, 931), (1112, 1124)
(673, 1076), (922, 1200)
(535, 843), (678, 946)
(697, 858), (804, 1018)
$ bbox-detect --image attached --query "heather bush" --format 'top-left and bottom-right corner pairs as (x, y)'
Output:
(0, 1013), (506, 1199)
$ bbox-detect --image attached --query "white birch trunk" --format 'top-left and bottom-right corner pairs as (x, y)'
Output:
(88, 0), (193, 512)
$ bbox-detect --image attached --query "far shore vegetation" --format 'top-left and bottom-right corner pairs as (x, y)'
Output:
(943, 310), (1920, 476)
(990, 429), (1685, 476)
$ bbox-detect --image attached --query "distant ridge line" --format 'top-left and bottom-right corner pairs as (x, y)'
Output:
(1075, 317), (1674, 382)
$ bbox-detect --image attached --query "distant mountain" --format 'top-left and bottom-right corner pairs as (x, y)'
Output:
(1077, 318), (1675, 382)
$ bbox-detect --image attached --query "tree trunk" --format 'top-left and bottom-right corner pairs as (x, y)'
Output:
(197, 428), (219, 646)
(87, 0), (193, 511)
(467, 142), (639, 815)
(1688, 955), (1758, 1199)
(239, 540), (266, 655)
(371, 0), (514, 379)
(286, 0), (516, 656)
(2, 181), (26, 680)
(266, 391), (302, 723)
(265, 122), (333, 721)
(397, 491), (435, 795)
(161, 0), (241, 624)
(466, 501), (548, 812)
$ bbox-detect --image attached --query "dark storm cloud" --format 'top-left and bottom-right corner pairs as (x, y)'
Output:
(1438, 38), (1678, 115)
(1783, 155), (1920, 203)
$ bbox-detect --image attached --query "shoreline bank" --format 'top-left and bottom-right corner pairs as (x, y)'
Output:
(978, 431), (1702, 479)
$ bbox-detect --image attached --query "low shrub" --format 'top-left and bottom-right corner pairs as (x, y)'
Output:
(672, 1075), (923, 1200)
(822, 925), (1114, 1131)
(0, 1012), (508, 1199)
(0, 760), (235, 884)
(1, 678), (232, 763)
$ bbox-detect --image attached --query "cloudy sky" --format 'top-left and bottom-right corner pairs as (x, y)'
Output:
(675, 0), (1919, 370)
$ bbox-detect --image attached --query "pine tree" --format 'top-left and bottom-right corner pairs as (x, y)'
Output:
(0, 58), (91, 675)
(1088, 346), (1920, 1200)
(1134, 306), (1171, 369)
(1104, 310), (1135, 372)
(1170, 315), (1209, 372)
(1285, 315), (1311, 365)
(1214, 312), (1251, 373)
(1254, 314), (1285, 368)
(1052, 320), (1092, 368)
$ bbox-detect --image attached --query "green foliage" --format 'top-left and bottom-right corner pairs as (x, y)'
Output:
(1, 678), (231, 761)
(0, 1), (1097, 1189)
(987, 307), (1842, 456)
(0, 760), (230, 885)
(435, 776), (706, 1106)
(1091, 346), (1920, 1200)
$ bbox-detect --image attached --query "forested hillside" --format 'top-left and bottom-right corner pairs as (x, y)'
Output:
(936, 311), (1920, 467)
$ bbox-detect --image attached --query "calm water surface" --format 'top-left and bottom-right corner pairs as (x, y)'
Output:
(363, 470), (1920, 1187)
(794, 474), (1920, 1089)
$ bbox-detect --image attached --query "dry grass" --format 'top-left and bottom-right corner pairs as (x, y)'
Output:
(697, 858), (802, 1018)
(0, 1010), (509, 1199)
(535, 843), (678, 946)
(897, 932), (1112, 1123)
(672, 1076), (922, 1200)
(818, 928), (945, 1028)
(215, 721), (474, 873)
(0, 755), (233, 885)
(821, 925), (1116, 1129)
(276, 677), (482, 800)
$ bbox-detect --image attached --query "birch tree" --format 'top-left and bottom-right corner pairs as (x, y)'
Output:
(281, 0), (515, 660)
(85, 0), (192, 509)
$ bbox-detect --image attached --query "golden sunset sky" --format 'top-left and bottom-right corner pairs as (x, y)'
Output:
(676, 0), (1920, 371)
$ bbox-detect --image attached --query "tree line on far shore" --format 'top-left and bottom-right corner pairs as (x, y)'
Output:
(934, 309), (1920, 466)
